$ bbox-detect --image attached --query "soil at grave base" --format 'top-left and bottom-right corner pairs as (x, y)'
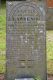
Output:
(0, 74), (4, 80)
(48, 74), (53, 80)
(0, 74), (53, 80)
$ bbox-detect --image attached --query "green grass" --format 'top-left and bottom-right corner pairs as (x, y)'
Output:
(46, 31), (53, 74)
(47, 31), (53, 60)
(0, 4), (53, 74)
(0, 4), (6, 73)
(0, 4), (6, 51)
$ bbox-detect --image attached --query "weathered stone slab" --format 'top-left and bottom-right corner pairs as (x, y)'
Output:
(6, 0), (46, 80)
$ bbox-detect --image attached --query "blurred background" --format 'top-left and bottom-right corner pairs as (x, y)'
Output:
(0, 0), (53, 79)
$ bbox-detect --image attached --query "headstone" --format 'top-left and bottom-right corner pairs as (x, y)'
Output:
(6, 0), (47, 80)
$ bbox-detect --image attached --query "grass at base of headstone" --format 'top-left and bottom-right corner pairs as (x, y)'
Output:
(47, 60), (53, 75)
(35, 77), (41, 80)
(47, 31), (53, 74)
(0, 4), (6, 73)
(0, 51), (6, 73)
(0, 60), (6, 73)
